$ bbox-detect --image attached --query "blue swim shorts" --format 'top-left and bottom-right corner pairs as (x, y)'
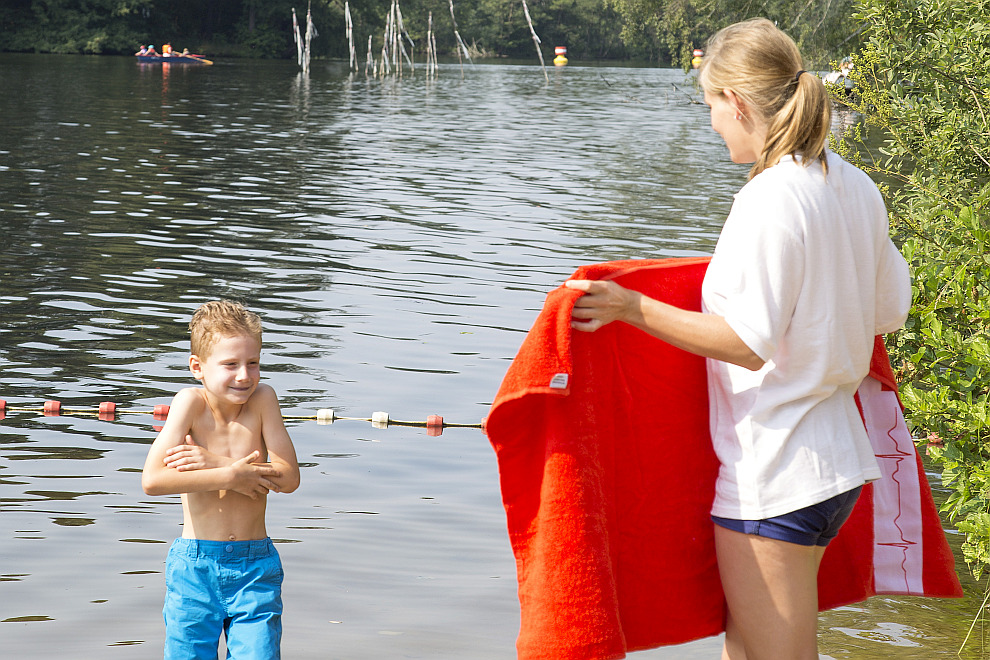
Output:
(163, 537), (283, 660)
(711, 485), (864, 547)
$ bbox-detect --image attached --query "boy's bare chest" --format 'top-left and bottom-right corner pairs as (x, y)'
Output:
(193, 409), (265, 458)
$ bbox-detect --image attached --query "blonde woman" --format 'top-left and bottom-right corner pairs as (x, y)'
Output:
(565, 18), (911, 659)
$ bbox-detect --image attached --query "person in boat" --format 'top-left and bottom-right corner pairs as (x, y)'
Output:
(162, 43), (172, 56)
(135, 45), (148, 56)
(824, 56), (855, 96)
(142, 300), (300, 660)
(146, 45), (159, 57)
(564, 17), (910, 659)
(181, 48), (190, 57)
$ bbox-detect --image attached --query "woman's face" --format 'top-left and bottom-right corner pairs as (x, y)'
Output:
(703, 89), (765, 164)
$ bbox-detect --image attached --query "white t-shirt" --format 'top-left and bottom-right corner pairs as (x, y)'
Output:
(702, 151), (911, 520)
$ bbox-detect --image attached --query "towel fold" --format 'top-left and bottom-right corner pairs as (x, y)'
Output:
(486, 258), (961, 660)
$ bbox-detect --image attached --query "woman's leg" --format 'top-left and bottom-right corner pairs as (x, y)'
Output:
(716, 525), (827, 660)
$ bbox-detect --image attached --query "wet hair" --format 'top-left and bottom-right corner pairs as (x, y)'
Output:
(699, 18), (831, 179)
(189, 300), (262, 358)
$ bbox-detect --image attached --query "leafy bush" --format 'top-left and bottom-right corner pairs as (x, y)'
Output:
(834, 0), (990, 576)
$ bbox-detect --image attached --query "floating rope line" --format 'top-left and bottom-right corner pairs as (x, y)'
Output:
(0, 399), (484, 436)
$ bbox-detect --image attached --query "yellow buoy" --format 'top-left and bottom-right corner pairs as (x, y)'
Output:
(554, 46), (568, 66)
(691, 48), (704, 69)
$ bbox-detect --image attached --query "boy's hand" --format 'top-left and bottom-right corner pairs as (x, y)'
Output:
(227, 451), (281, 499)
(164, 435), (231, 471)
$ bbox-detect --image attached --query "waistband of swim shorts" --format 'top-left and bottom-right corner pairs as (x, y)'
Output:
(170, 537), (275, 559)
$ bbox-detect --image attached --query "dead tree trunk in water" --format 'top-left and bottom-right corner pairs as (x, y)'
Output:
(521, 0), (548, 82)
(448, 0), (472, 78)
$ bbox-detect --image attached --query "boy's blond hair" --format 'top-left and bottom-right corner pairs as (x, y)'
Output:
(699, 18), (831, 180)
(189, 300), (262, 358)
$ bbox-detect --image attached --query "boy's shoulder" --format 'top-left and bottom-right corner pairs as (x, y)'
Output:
(252, 382), (277, 397)
(245, 383), (281, 411)
(248, 382), (277, 401)
(172, 386), (209, 408)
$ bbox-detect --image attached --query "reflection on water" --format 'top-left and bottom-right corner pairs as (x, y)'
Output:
(0, 53), (982, 659)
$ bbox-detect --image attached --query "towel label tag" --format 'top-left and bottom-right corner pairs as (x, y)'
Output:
(549, 373), (569, 389)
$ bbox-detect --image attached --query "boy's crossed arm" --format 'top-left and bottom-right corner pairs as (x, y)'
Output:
(141, 388), (283, 500)
(252, 385), (299, 493)
(159, 435), (280, 498)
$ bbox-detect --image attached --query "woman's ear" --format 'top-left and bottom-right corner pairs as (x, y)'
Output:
(723, 88), (748, 119)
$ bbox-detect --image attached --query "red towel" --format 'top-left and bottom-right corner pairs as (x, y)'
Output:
(486, 258), (962, 660)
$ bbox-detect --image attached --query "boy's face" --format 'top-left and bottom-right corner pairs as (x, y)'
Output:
(189, 332), (262, 405)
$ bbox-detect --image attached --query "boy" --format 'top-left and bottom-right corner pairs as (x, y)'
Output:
(142, 300), (300, 660)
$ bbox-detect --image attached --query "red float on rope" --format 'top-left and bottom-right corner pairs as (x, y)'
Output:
(426, 414), (444, 437)
(98, 401), (117, 421)
(0, 398), (486, 433)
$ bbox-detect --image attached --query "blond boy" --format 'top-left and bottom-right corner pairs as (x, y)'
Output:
(142, 301), (300, 660)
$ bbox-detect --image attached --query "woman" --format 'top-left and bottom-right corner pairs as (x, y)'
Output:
(565, 18), (911, 659)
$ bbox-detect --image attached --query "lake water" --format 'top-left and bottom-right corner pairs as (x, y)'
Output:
(0, 53), (985, 659)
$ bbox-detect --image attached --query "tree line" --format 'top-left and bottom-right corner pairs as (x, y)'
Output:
(1, 0), (860, 66)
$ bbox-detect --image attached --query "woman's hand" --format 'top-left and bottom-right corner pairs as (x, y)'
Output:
(565, 279), (641, 332)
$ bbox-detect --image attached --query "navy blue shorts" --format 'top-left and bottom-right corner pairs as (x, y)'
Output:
(711, 485), (863, 547)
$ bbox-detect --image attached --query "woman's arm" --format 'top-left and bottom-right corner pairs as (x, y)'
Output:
(565, 279), (765, 371)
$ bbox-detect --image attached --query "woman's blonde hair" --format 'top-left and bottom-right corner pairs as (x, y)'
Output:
(699, 18), (831, 179)
(189, 300), (262, 358)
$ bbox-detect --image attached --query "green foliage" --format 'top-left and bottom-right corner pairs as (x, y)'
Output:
(0, 0), (154, 53)
(545, 0), (628, 59)
(603, 0), (664, 60)
(835, 0), (990, 576)
(0, 0), (321, 58)
(605, 0), (863, 68)
(1, 0), (860, 63)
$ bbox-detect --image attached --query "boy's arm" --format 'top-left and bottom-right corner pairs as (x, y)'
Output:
(141, 388), (279, 499)
(256, 385), (300, 494)
(164, 434), (234, 471)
